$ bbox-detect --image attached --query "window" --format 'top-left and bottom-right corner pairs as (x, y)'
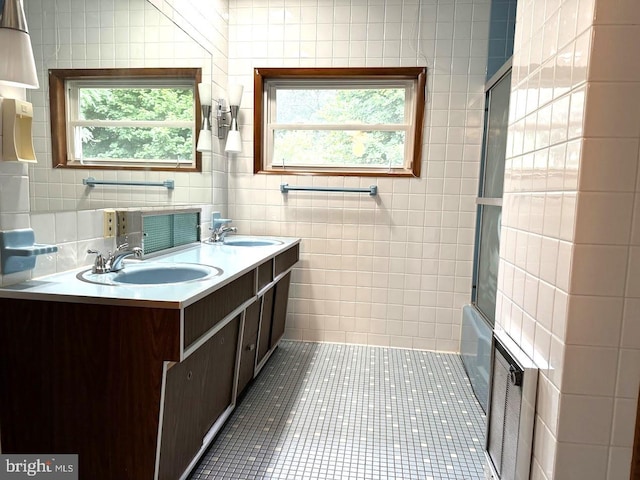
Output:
(254, 67), (426, 177)
(471, 66), (512, 326)
(49, 68), (202, 171)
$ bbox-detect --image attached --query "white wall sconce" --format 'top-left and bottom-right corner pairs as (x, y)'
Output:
(196, 83), (212, 152)
(196, 83), (243, 154)
(224, 84), (243, 154)
(0, 0), (39, 89)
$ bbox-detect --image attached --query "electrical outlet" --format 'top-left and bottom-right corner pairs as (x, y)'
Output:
(103, 209), (116, 238)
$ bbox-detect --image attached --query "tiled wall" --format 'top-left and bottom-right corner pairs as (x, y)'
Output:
(227, 0), (492, 350)
(24, 0), (227, 211)
(496, 0), (640, 478)
(0, 85), (33, 286)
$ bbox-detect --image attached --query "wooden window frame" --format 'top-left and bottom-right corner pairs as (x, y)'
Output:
(49, 67), (202, 172)
(254, 67), (426, 178)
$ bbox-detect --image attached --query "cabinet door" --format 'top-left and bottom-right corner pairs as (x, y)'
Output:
(237, 300), (260, 396)
(159, 315), (240, 480)
(256, 287), (275, 366)
(270, 272), (291, 346)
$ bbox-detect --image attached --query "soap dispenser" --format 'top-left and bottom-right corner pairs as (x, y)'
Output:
(2, 98), (36, 162)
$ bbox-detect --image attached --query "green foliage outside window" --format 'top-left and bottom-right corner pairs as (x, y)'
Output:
(272, 88), (406, 168)
(78, 87), (194, 161)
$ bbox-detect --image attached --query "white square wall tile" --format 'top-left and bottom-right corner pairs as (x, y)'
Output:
(631, 194), (640, 246)
(611, 397), (637, 447)
(554, 443), (608, 480)
(537, 375), (560, 436)
(607, 447), (633, 480)
(0, 175), (30, 213)
(594, 0), (640, 25)
(565, 295), (623, 347)
(583, 83), (640, 138)
(570, 244), (628, 297)
(0, 213), (30, 230)
(579, 138), (639, 192)
(54, 211), (78, 244)
(77, 210), (105, 240)
(615, 348), (640, 399)
(557, 393), (613, 445)
(621, 298), (640, 349)
(532, 416), (557, 480)
(589, 26), (640, 82)
(562, 345), (618, 396)
(625, 246), (640, 298)
(573, 192), (634, 245)
(30, 212), (56, 244)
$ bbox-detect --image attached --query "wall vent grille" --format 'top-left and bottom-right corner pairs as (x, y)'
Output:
(485, 330), (538, 480)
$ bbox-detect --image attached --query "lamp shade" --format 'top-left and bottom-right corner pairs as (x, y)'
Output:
(197, 82), (211, 106)
(196, 129), (212, 152)
(224, 130), (242, 154)
(227, 84), (243, 107)
(0, 29), (39, 89)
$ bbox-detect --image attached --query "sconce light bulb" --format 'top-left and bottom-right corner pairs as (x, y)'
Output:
(196, 129), (212, 152)
(228, 84), (244, 107)
(0, 0), (39, 89)
(197, 82), (212, 106)
(225, 130), (242, 154)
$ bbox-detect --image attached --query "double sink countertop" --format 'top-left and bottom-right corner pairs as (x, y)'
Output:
(0, 236), (301, 309)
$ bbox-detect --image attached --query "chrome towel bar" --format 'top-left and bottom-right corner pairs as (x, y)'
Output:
(83, 177), (175, 190)
(280, 183), (378, 196)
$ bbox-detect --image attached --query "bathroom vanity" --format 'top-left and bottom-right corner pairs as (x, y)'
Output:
(0, 238), (300, 480)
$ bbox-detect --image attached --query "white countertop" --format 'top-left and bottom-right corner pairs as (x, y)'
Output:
(0, 236), (301, 309)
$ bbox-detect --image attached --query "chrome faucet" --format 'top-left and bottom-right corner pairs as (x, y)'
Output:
(88, 243), (143, 273)
(208, 213), (237, 243)
(210, 224), (237, 243)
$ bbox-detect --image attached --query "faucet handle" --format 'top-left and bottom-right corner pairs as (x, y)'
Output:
(87, 249), (108, 273)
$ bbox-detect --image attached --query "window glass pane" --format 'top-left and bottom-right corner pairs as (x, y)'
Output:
(272, 129), (405, 167)
(275, 88), (406, 125)
(482, 71), (511, 198)
(476, 205), (501, 325)
(78, 87), (193, 122)
(79, 126), (193, 161)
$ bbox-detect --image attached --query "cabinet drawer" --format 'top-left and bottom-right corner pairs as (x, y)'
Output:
(274, 243), (299, 277)
(183, 271), (254, 349)
(257, 259), (273, 292)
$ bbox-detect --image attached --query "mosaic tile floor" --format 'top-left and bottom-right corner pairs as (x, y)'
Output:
(189, 341), (487, 480)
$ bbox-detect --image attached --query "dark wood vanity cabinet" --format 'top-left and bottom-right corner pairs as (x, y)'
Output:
(159, 315), (240, 480)
(0, 241), (299, 480)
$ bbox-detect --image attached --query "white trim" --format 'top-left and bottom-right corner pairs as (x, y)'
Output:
(70, 120), (193, 128)
(154, 361), (170, 480)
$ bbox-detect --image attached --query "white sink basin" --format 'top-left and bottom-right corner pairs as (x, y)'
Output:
(78, 263), (223, 286)
(221, 237), (283, 247)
